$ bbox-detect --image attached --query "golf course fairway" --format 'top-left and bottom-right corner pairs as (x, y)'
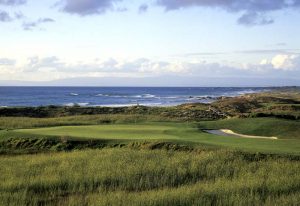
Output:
(14, 122), (300, 154)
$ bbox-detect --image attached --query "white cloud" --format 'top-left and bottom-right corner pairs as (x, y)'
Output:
(258, 54), (300, 71)
(271, 54), (300, 70)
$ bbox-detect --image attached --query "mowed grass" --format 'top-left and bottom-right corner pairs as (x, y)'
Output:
(10, 120), (300, 155)
(0, 148), (299, 206)
(16, 124), (178, 140)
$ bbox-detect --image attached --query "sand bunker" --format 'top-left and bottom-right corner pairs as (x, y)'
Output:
(204, 129), (278, 140)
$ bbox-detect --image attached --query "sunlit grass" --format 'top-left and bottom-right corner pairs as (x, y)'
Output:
(5, 120), (299, 154)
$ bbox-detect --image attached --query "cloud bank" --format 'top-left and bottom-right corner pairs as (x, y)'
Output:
(156, 0), (300, 25)
(1, 54), (299, 83)
(53, 0), (300, 26)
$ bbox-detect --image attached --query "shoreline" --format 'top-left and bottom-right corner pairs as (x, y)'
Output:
(0, 93), (261, 108)
(0, 87), (275, 108)
(1, 88), (299, 121)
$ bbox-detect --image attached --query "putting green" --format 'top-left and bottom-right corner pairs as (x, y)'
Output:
(17, 124), (180, 140)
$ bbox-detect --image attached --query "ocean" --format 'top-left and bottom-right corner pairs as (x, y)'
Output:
(0, 87), (271, 107)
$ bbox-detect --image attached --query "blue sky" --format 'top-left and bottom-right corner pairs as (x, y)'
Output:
(0, 0), (300, 86)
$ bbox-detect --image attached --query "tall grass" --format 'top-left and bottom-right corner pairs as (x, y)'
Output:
(0, 148), (299, 205)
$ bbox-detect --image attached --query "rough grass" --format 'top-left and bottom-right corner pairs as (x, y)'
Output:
(0, 148), (299, 206)
(0, 114), (177, 130)
(0, 104), (219, 121)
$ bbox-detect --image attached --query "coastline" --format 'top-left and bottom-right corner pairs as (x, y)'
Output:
(0, 86), (275, 108)
(0, 88), (299, 121)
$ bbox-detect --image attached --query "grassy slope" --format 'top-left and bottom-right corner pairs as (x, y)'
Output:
(198, 117), (300, 139)
(1, 148), (299, 206)
(6, 120), (300, 154)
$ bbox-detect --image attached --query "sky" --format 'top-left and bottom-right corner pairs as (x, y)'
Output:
(0, 0), (300, 86)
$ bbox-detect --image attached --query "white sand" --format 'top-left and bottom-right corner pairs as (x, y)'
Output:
(204, 129), (278, 140)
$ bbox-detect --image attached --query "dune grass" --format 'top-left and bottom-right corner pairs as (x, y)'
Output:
(0, 114), (176, 130)
(0, 148), (299, 206)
